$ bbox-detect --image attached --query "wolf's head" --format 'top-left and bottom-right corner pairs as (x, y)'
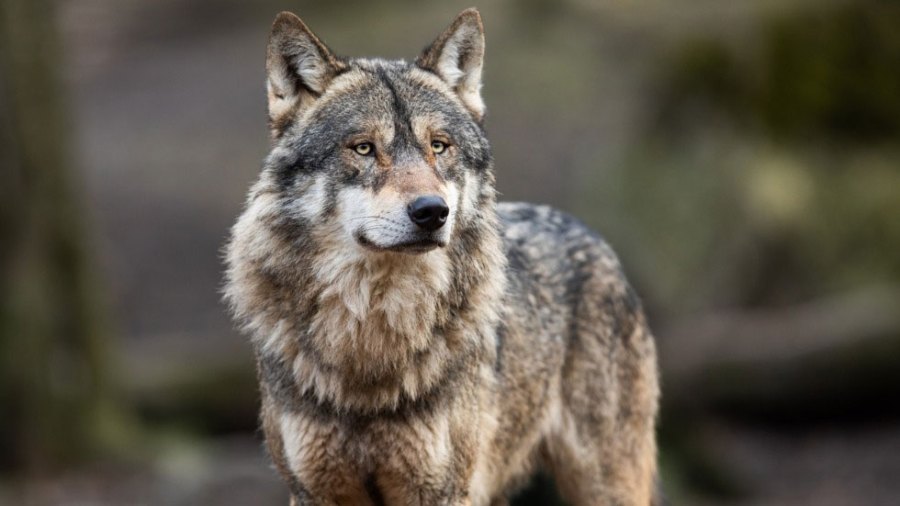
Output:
(226, 10), (506, 393)
(259, 8), (493, 254)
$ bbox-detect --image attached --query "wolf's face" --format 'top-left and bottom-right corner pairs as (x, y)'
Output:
(261, 10), (492, 255)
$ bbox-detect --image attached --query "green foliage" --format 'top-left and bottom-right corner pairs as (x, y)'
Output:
(657, 1), (900, 142)
(577, 0), (900, 316)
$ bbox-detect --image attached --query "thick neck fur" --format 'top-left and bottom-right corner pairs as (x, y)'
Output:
(225, 176), (506, 413)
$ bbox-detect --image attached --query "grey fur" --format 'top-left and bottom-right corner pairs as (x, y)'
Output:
(225, 8), (659, 506)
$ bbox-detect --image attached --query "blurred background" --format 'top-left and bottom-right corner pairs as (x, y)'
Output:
(2, 0), (899, 504)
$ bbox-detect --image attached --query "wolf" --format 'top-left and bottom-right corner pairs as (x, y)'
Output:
(224, 8), (659, 505)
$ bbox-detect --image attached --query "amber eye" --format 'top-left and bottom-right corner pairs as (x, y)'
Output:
(431, 140), (447, 154)
(353, 142), (374, 156)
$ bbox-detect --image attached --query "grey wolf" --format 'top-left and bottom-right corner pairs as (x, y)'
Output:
(224, 8), (659, 505)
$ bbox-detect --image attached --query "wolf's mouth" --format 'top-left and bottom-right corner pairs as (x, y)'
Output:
(356, 234), (444, 254)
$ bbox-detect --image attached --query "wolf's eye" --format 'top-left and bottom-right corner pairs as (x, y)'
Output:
(353, 143), (374, 156)
(431, 140), (447, 155)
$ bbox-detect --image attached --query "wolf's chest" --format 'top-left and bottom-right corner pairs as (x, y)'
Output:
(305, 249), (453, 368)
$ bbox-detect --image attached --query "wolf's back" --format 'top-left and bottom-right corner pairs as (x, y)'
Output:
(497, 201), (631, 307)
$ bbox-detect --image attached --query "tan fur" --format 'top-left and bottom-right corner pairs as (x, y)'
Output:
(226, 8), (659, 506)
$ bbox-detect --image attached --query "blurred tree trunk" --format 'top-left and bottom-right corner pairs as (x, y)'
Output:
(0, 0), (116, 473)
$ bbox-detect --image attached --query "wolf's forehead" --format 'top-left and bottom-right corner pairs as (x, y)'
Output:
(320, 62), (460, 127)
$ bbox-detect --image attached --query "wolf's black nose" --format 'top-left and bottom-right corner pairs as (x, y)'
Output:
(407, 195), (449, 231)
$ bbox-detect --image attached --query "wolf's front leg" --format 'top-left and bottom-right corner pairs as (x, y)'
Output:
(264, 407), (371, 506)
(376, 412), (481, 506)
(376, 453), (476, 505)
(376, 473), (473, 506)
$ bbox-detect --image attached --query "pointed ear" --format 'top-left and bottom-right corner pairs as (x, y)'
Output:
(266, 12), (343, 137)
(417, 8), (486, 121)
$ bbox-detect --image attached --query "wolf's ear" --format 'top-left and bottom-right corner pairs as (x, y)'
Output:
(417, 8), (486, 121)
(266, 12), (343, 136)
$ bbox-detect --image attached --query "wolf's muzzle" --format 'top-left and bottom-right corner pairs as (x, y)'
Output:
(407, 195), (449, 231)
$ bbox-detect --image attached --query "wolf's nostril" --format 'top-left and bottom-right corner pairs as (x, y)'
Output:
(407, 195), (449, 231)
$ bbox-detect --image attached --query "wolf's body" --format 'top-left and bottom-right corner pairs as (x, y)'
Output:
(225, 9), (659, 505)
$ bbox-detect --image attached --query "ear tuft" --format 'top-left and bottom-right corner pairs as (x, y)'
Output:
(266, 12), (343, 137)
(417, 8), (486, 120)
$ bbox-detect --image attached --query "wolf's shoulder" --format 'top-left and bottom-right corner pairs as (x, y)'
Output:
(497, 202), (617, 264)
(496, 201), (627, 286)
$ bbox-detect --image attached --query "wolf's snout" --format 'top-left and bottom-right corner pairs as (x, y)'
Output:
(407, 195), (449, 231)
